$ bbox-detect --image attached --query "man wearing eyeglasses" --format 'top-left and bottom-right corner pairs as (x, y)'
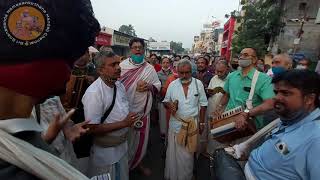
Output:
(215, 48), (275, 131)
(119, 38), (161, 176)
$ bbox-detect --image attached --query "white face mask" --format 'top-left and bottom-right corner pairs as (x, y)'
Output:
(295, 65), (307, 70)
(238, 59), (252, 67)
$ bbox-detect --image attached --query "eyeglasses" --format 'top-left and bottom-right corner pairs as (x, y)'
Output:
(131, 46), (144, 50)
(178, 71), (191, 75)
(238, 53), (256, 59)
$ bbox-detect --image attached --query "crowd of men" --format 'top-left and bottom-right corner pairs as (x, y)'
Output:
(1, 2), (320, 180)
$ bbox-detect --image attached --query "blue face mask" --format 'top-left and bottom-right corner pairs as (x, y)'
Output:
(272, 66), (286, 76)
(131, 54), (144, 64)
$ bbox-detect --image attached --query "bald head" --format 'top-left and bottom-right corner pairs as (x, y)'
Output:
(272, 53), (292, 70)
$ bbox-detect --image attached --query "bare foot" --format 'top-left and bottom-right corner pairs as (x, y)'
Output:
(138, 165), (152, 176)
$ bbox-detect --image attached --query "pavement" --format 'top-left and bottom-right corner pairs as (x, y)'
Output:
(129, 120), (166, 180)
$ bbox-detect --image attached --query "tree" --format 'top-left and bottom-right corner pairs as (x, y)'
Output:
(170, 41), (185, 54)
(232, 0), (283, 57)
(118, 24), (137, 37)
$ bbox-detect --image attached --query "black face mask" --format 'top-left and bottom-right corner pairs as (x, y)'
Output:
(231, 64), (239, 70)
(218, 74), (228, 80)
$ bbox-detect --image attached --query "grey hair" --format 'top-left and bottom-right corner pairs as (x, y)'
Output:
(216, 60), (229, 68)
(94, 50), (116, 69)
(274, 53), (293, 65)
(177, 59), (192, 69)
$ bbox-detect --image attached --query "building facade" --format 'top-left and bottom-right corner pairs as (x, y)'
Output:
(277, 0), (320, 63)
(221, 17), (236, 61)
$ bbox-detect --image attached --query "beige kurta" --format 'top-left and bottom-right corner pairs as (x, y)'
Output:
(207, 75), (226, 116)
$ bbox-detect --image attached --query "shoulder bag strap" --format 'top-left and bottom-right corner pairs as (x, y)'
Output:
(246, 70), (260, 110)
(194, 78), (201, 118)
(35, 104), (41, 124)
(100, 85), (117, 124)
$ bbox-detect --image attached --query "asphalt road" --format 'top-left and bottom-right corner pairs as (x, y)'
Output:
(130, 120), (166, 180)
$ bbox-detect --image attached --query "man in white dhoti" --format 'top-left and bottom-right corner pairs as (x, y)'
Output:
(83, 51), (139, 179)
(163, 59), (208, 180)
(120, 38), (161, 175)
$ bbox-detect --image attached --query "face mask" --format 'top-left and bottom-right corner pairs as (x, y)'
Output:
(238, 59), (252, 67)
(295, 65), (307, 70)
(231, 64), (239, 70)
(272, 66), (286, 76)
(257, 64), (264, 71)
(131, 54), (144, 64)
(218, 74), (228, 80)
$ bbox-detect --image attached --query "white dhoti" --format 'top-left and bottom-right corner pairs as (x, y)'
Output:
(88, 153), (129, 180)
(158, 102), (167, 136)
(165, 128), (194, 180)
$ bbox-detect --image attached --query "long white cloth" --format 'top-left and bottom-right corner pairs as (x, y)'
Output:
(120, 59), (161, 169)
(165, 128), (194, 180)
(0, 129), (88, 180)
(88, 152), (129, 180)
(158, 102), (167, 135)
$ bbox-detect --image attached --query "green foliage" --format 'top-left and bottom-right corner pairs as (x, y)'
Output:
(118, 24), (137, 37)
(170, 41), (184, 54)
(232, 0), (282, 58)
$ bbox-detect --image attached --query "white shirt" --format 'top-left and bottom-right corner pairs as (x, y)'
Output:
(163, 78), (208, 133)
(207, 75), (226, 115)
(82, 78), (129, 166)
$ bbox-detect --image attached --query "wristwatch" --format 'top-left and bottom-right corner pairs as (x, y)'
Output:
(243, 109), (252, 120)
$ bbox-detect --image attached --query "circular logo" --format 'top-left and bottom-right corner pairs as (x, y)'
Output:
(3, 2), (50, 46)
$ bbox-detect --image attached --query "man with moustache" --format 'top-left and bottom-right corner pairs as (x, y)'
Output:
(193, 56), (213, 92)
(243, 70), (320, 179)
(83, 51), (139, 179)
(163, 59), (208, 180)
(207, 60), (229, 118)
(215, 48), (275, 130)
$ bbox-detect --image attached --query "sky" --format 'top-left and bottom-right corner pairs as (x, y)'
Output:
(91, 0), (240, 49)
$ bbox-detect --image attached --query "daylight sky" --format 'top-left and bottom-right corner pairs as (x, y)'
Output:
(91, 0), (240, 48)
